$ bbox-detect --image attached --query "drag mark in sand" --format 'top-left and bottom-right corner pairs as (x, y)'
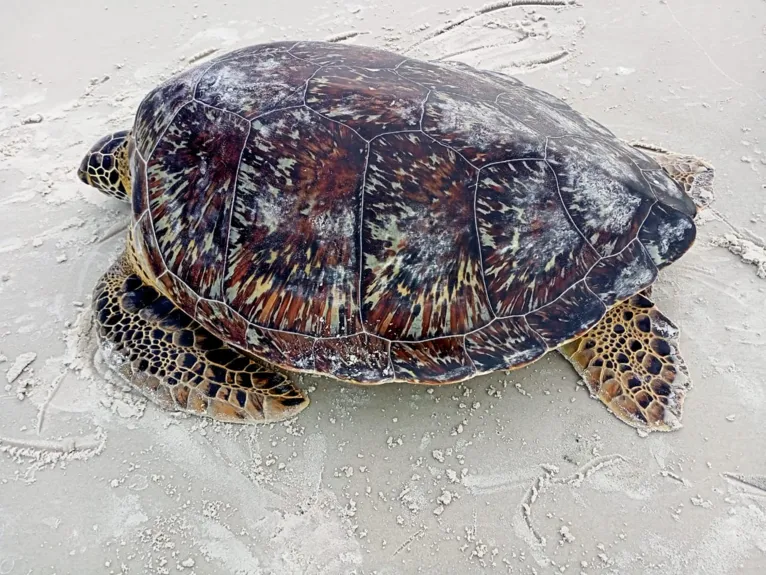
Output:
(325, 31), (368, 43)
(498, 50), (571, 74)
(0, 429), (107, 479)
(35, 370), (67, 434)
(513, 454), (628, 566)
(404, 0), (574, 54)
(723, 472), (766, 497)
(392, 527), (427, 557)
(434, 38), (531, 62)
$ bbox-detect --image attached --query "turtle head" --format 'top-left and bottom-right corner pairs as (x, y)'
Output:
(78, 130), (132, 202)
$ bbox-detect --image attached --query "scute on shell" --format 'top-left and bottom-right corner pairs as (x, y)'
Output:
(130, 41), (696, 385)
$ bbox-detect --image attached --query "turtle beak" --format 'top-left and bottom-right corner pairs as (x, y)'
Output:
(78, 154), (92, 185)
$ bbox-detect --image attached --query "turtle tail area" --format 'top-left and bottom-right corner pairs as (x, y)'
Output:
(558, 292), (691, 432)
(92, 251), (308, 423)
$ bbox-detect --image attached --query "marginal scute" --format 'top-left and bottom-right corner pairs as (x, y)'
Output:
(465, 317), (547, 373)
(586, 240), (658, 307)
(361, 132), (492, 340)
(148, 101), (249, 300)
(641, 169), (697, 218)
(245, 325), (316, 372)
(476, 160), (599, 316)
(390, 338), (475, 383)
(525, 281), (606, 347)
(130, 151), (148, 216)
(196, 299), (249, 349)
(314, 333), (393, 383)
(224, 107), (365, 336)
(131, 214), (166, 282)
(155, 272), (198, 317)
(306, 66), (428, 140)
(638, 202), (696, 268)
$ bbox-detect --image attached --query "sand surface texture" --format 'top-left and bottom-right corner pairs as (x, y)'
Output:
(1, 0), (765, 573)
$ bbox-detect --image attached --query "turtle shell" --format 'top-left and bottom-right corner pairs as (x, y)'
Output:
(127, 41), (697, 385)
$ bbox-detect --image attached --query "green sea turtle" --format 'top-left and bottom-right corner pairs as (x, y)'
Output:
(78, 41), (714, 431)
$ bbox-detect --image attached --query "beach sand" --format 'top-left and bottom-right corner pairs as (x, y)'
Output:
(1, 0), (765, 573)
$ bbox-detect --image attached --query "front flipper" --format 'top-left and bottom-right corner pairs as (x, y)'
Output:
(559, 292), (690, 432)
(92, 251), (309, 423)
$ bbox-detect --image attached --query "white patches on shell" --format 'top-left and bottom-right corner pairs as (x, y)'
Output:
(240, 174), (293, 236)
(477, 160), (599, 316)
(637, 202), (696, 268)
(195, 50), (313, 119)
(610, 260), (656, 301)
(134, 65), (206, 158)
(306, 66), (429, 140)
(568, 167), (643, 248)
(488, 165), (580, 267)
(361, 131), (489, 340)
(647, 169), (687, 200)
(423, 91), (544, 164)
(432, 93), (536, 149)
(203, 63), (258, 106)
(496, 90), (586, 138)
(549, 136), (641, 190)
(132, 41), (702, 382)
(646, 217), (693, 264)
(253, 107), (313, 141)
(311, 207), (356, 240)
(546, 136), (654, 257)
(586, 240), (658, 306)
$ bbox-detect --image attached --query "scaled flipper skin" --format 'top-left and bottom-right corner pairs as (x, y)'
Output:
(93, 252), (309, 423)
(559, 292), (690, 432)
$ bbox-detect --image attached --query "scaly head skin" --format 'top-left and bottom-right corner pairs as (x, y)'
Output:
(78, 130), (132, 202)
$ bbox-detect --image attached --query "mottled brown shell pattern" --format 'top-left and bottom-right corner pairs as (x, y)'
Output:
(129, 41), (697, 385)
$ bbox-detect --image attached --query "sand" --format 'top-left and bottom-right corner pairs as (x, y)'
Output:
(1, 0), (765, 573)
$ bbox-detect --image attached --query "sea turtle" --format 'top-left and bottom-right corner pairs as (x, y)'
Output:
(78, 41), (714, 432)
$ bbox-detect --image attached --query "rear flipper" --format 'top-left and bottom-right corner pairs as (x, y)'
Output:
(558, 292), (691, 432)
(630, 142), (715, 209)
(92, 251), (309, 423)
